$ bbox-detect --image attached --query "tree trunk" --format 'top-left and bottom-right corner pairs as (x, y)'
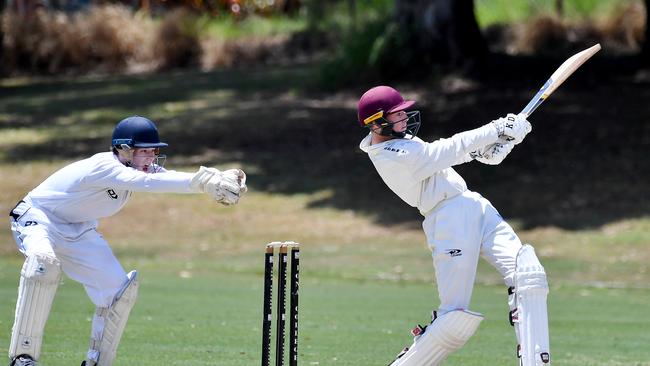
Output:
(280, 0), (301, 16)
(348, 0), (357, 31)
(0, 0), (4, 77)
(555, 0), (563, 18)
(393, 0), (487, 75)
(642, 0), (650, 65)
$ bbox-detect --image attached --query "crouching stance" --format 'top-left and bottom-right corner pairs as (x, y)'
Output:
(7, 116), (248, 366)
(355, 86), (551, 365)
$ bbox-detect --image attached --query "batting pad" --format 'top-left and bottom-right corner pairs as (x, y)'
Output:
(515, 245), (551, 365)
(87, 270), (139, 366)
(10, 254), (62, 360)
(389, 310), (484, 366)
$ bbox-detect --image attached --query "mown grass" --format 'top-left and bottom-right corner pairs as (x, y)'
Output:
(1, 66), (649, 365)
(0, 256), (649, 366)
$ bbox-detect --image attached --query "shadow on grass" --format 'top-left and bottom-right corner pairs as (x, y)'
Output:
(1, 61), (648, 230)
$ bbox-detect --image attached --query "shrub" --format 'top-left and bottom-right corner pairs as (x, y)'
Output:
(318, 18), (389, 88)
(1, 5), (307, 75)
(2, 5), (153, 74)
(200, 34), (289, 69)
(150, 8), (201, 70)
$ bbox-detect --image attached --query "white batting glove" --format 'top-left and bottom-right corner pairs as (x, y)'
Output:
(470, 139), (514, 165)
(492, 113), (532, 145)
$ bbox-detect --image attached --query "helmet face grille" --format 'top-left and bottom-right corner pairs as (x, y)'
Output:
(377, 110), (421, 139)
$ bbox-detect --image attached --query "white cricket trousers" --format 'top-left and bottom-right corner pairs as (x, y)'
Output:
(423, 190), (522, 314)
(10, 201), (127, 307)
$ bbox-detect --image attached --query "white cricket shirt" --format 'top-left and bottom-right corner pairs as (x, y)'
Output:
(24, 152), (198, 225)
(359, 123), (499, 215)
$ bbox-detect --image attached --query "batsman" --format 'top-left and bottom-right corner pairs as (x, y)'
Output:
(6, 116), (248, 366)
(357, 86), (551, 365)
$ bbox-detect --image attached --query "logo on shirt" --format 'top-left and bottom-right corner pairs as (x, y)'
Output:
(446, 249), (462, 257)
(107, 189), (119, 199)
(383, 146), (408, 154)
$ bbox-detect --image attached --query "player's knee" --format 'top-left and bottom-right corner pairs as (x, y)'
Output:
(114, 270), (138, 302)
(98, 270), (138, 308)
(21, 253), (61, 283)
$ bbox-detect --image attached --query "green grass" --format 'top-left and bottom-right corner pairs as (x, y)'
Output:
(198, 14), (308, 40)
(1, 67), (649, 365)
(0, 256), (649, 366)
(474, 0), (638, 27)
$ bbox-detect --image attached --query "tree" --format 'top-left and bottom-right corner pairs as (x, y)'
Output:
(0, 0), (4, 77)
(392, 0), (487, 75)
(641, 0), (650, 66)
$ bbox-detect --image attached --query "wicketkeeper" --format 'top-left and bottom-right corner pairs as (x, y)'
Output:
(7, 116), (248, 366)
(357, 86), (551, 365)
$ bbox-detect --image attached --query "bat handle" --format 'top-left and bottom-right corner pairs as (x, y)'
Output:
(520, 77), (554, 119)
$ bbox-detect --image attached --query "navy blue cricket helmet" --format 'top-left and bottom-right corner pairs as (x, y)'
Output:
(111, 116), (168, 149)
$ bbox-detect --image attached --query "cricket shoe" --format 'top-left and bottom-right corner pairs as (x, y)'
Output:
(9, 355), (36, 366)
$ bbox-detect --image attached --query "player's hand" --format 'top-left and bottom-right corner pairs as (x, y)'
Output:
(190, 166), (246, 205)
(212, 169), (247, 206)
(222, 168), (248, 196)
(492, 113), (531, 144)
(470, 139), (514, 165)
(190, 166), (221, 192)
(207, 173), (242, 205)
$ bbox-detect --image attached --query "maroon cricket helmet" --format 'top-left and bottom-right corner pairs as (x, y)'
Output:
(357, 86), (416, 126)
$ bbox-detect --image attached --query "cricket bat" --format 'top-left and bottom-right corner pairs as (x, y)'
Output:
(520, 43), (601, 118)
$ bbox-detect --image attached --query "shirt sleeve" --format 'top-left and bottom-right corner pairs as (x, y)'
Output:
(453, 152), (477, 166)
(409, 123), (499, 181)
(82, 160), (198, 193)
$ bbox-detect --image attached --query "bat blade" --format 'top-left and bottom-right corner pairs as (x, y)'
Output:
(520, 43), (601, 118)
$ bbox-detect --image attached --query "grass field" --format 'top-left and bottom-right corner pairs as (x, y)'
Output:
(1, 66), (649, 365)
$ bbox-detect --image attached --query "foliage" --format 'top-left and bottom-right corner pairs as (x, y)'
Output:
(1, 5), (153, 74)
(197, 12), (307, 39)
(318, 18), (387, 88)
(151, 8), (202, 70)
(2, 0), (646, 78)
(0, 4), (312, 75)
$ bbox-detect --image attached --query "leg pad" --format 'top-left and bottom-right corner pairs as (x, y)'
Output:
(9, 254), (61, 361)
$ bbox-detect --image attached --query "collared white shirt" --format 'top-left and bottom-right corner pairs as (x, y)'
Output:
(359, 123), (499, 215)
(25, 152), (197, 225)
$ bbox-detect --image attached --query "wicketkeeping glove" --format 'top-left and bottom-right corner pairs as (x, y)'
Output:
(190, 166), (246, 206)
